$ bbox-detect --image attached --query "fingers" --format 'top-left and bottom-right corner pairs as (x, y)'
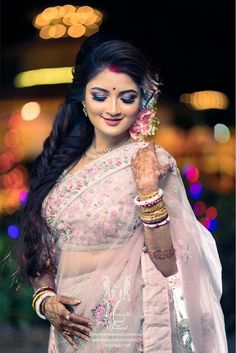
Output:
(61, 331), (78, 347)
(45, 295), (92, 346)
(69, 312), (91, 326)
(60, 295), (81, 306)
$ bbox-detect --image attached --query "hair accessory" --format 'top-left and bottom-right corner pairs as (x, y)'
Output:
(128, 107), (160, 141)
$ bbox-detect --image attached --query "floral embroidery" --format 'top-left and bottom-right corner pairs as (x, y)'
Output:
(201, 313), (216, 336)
(176, 311), (194, 353)
(54, 220), (73, 242)
(175, 243), (192, 264)
(91, 294), (114, 328)
(173, 184), (179, 192)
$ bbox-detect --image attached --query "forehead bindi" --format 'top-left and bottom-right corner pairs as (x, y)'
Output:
(87, 68), (139, 93)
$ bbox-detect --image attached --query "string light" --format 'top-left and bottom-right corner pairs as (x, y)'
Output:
(180, 90), (229, 110)
(33, 5), (103, 40)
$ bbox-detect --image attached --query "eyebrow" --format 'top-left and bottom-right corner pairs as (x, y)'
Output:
(90, 87), (139, 95)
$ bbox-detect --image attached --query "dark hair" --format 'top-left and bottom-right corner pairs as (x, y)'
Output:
(18, 32), (160, 280)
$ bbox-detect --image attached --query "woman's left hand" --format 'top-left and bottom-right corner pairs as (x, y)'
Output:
(131, 142), (161, 194)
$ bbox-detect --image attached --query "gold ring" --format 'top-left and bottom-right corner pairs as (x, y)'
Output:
(63, 330), (71, 335)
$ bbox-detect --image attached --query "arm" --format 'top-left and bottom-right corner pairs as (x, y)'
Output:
(30, 270), (55, 292)
(29, 256), (92, 346)
(143, 222), (177, 277)
(131, 142), (177, 276)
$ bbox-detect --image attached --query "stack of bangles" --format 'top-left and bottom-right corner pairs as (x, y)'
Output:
(134, 188), (170, 228)
(32, 286), (56, 319)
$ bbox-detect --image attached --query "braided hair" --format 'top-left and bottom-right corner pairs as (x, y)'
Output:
(18, 32), (160, 280)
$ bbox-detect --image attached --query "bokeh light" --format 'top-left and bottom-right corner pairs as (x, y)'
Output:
(208, 218), (218, 232)
(206, 206), (218, 219)
(214, 123), (230, 143)
(7, 225), (20, 239)
(33, 4), (103, 40)
(184, 165), (199, 182)
(19, 190), (29, 205)
(180, 90), (229, 110)
(21, 102), (41, 121)
(200, 217), (211, 229)
(193, 201), (207, 216)
(189, 182), (203, 198)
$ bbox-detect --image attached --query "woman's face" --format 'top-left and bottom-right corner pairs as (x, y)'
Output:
(84, 68), (141, 139)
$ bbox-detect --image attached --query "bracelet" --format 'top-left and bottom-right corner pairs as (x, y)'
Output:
(143, 216), (170, 228)
(33, 286), (55, 297)
(34, 291), (56, 320)
(139, 190), (159, 201)
(32, 287), (55, 310)
(134, 189), (163, 206)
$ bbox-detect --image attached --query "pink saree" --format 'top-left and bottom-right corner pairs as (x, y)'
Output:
(42, 141), (227, 353)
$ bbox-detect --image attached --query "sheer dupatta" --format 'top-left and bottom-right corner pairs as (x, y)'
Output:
(41, 141), (227, 353)
(157, 147), (228, 353)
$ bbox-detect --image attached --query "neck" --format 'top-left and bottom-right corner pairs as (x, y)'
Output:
(92, 130), (131, 151)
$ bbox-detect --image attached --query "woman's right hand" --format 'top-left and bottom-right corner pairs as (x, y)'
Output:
(42, 295), (92, 347)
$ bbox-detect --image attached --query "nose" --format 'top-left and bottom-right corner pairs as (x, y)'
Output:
(106, 98), (121, 118)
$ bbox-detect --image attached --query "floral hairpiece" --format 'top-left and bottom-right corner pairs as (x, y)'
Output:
(128, 106), (160, 141)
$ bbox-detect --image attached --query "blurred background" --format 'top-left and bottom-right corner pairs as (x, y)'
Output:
(0, 0), (235, 352)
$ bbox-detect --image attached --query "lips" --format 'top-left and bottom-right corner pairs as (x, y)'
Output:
(101, 115), (123, 126)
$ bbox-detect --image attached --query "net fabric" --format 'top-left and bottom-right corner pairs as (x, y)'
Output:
(158, 147), (227, 353)
(41, 141), (227, 353)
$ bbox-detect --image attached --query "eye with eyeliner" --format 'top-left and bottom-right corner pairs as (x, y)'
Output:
(92, 94), (107, 101)
(121, 95), (138, 104)
(91, 93), (138, 104)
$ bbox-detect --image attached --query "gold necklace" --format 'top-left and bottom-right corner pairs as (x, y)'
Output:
(85, 137), (134, 160)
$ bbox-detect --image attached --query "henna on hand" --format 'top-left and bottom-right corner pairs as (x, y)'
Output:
(43, 295), (92, 346)
(131, 142), (161, 193)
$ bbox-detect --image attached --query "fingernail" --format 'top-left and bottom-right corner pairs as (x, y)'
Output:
(74, 300), (81, 304)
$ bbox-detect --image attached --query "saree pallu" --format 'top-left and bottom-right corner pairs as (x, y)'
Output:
(42, 141), (228, 353)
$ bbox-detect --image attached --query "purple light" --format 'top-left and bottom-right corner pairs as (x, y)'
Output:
(7, 225), (20, 239)
(19, 190), (29, 204)
(189, 182), (202, 198)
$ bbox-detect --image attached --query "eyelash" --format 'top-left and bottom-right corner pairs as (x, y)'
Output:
(92, 96), (137, 104)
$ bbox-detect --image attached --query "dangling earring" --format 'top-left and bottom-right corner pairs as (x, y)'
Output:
(82, 104), (88, 117)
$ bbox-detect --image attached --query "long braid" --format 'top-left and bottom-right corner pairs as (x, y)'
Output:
(18, 99), (93, 279)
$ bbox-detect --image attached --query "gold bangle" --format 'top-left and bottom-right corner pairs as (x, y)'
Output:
(141, 212), (168, 223)
(32, 289), (55, 310)
(141, 208), (168, 219)
(141, 202), (165, 213)
(139, 190), (159, 201)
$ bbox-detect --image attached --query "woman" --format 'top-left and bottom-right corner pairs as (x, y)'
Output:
(18, 33), (227, 353)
